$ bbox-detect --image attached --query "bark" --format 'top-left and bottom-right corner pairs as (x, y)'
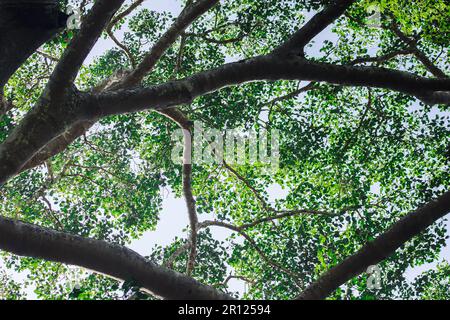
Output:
(44, 0), (125, 101)
(91, 55), (450, 119)
(0, 0), (448, 301)
(0, 215), (232, 300)
(18, 0), (217, 173)
(120, 0), (220, 87)
(20, 120), (95, 172)
(296, 190), (450, 300)
(158, 108), (198, 276)
(0, 0), (125, 185)
(273, 0), (356, 56)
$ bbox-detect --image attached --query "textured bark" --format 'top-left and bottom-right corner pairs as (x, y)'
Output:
(0, 0), (125, 185)
(92, 55), (450, 119)
(44, 0), (125, 101)
(0, 216), (233, 300)
(18, 0), (217, 172)
(296, 190), (450, 300)
(0, 0), (66, 88)
(20, 120), (95, 172)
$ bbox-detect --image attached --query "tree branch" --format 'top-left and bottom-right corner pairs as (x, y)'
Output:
(0, 0), (66, 88)
(92, 55), (450, 120)
(390, 23), (448, 79)
(273, 0), (356, 56)
(199, 220), (303, 287)
(348, 49), (413, 66)
(0, 215), (233, 300)
(45, 0), (125, 100)
(296, 190), (450, 300)
(106, 0), (144, 68)
(20, 121), (95, 173)
(120, 0), (220, 87)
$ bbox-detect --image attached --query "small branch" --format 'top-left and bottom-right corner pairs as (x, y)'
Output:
(164, 241), (191, 269)
(338, 89), (372, 157)
(185, 32), (245, 45)
(223, 161), (337, 219)
(36, 50), (59, 63)
(222, 161), (270, 211)
(222, 274), (256, 287)
(265, 82), (316, 106)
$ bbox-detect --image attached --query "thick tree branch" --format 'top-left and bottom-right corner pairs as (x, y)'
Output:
(19, 0), (216, 173)
(158, 108), (199, 277)
(120, 0), (220, 87)
(45, 0), (125, 100)
(0, 0), (66, 88)
(20, 121), (95, 173)
(183, 159), (198, 276)
(0, 215), (233, 300)
(296, 190), (450, 300)
(390, 23), (448, 79)
(273, 0), (355, 56)
(2, 53), (449, 185)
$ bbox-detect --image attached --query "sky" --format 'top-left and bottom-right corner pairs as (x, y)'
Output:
(1, 0), (448, 299)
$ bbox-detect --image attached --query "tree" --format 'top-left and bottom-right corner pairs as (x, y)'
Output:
(0, 0), (448, 300)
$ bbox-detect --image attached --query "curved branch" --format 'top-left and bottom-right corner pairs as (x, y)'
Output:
(390, 23), (448, 79)
(106, 0), (144, 68)
(157, 108), (198, 276)
(0, 215), (233, 300)
(199, 220), (302, 286)
(92, 55), (450, 120)
(20, 121), (95, 173)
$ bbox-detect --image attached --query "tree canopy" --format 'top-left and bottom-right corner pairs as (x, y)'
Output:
(0, 0), (449, 300)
